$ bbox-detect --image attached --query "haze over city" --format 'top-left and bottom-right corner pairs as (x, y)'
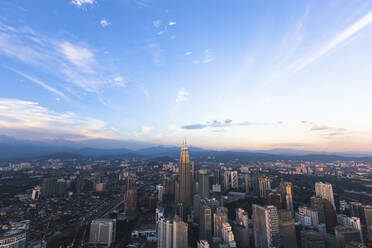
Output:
(1, 0), (372, 152)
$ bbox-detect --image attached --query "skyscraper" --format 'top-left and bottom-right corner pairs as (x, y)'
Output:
(315, 182), (336, 210)
(89, 218), (116, 247)
(279, 209), (297, 248)
(258, 177), (271, 199)
(173, 216), (188, 248)
(124, 177), (137, 220)
(234, 208), (250, 248)
(280, 181), (294, 212)
(213, 207), (228, 238)
(178, 141), (191, 210)
(230, 171), (238, 189)
(252, 204), (280, 248)
(198, 169), (209, 199)
(157, 217), (173, 248)
(199, 200), (212, 241)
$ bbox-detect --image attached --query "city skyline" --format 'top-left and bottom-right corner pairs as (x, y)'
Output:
(1, 0), (372, 152)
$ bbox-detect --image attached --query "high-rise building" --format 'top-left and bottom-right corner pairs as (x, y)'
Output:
(268, 192), (282, 210)
(230, 171), (238, 189)
(198, 170), (209, 199)
(178, 141), (191, 211)
(323, 199), (337, 234)
(157, 184), (164, 202)
(234, 208), (250, 248)
(224, 171), (231, 191)
(335, 225), (362, 248)
(31, 187), (40, 200)
(199, 200), (212, 241)
(280, 182), (294, 211)
(157, 217), (173, 248)
(364, 205), (372, 234)
(301, 230), (325, 248)
(243, 172), (250, 193)
(297, 206), (319, 228)
(0, 229), (26, 248)
(89, 218), (116, 247)
(197, 240), (210, 248)
(252, 204), (280, 248)
(258, 177), (271, 199)
(41, 178), (57, 196)
(124, 177), (137, 220)
(311, 196), (325, 223)
(222, 222), (237, 247)
(213, 207), (228, 238)
(279, 209), (297, 248)
(337, 215), (363, 245)
(173, 216), (188, 248)
(315, 182), (336, 210)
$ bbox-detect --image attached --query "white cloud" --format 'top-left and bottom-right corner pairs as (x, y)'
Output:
(141, 125), (154, 134)
(176, 88), (188, 103)
(153, 19), (162, 28)
(157, 27), (168, 35)
(100, 18), (111, 28)
(0, 98), (113, 140)
(168, 22), (176, 26)
(4, 66), (69, 101)
(294, 10), (372, 72)
(185, 51), (192, 56)
(0, 21), (126, 95)
(58, 41), (95, 73)
(71, 0), (95, 7)
(203, 49), (214, 63)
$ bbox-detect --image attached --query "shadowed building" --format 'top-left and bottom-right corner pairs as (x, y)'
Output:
(279, 209), (297, 248)
(252, 204), (280, 248)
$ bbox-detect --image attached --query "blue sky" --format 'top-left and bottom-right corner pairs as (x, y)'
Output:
(1, 0), (372, 152)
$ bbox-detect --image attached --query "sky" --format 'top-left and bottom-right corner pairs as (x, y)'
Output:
(1, 0), (372, 152)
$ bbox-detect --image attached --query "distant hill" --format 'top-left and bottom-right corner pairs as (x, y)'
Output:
(1, 135), (372, 162)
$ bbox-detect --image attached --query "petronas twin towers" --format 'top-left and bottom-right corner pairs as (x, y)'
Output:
(177, 140), (191, 209)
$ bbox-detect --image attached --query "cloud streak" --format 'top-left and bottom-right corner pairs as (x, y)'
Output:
(176, 88), (188, 103)
(182, 119), (272, 130)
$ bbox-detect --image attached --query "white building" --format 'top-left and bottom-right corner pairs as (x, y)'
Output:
(89, 218), (116, 247)
(315, 182), (335, 210)
(252, 204), (280, 248)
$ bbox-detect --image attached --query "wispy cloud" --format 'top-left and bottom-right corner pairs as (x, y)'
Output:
(182, 119), (273, 130)
(147, 43), (163, 65)
(176, 88), (188, 103)
(152, 19), (162, 28)
(71, 0), (95, 8)
(185, 51), (192, 56)
(100, 18), (111, 28)
(203, 49), (214, 63)
(4, 66), (69, 101)
(0, 21), (125, 95)
(168, 22), (176, 26)
(141, 125), (154, 134)
(310, 124), (330, 131)
(0, 98), (114, 140)
(157, 26), (168, 35)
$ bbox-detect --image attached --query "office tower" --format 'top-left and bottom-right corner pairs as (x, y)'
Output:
(301, 230), (325, 248)
(41, 178), (57, 196)
(197, 240), (210, 248)
(338, 215), (363, 243)
(315, 182), (336, 210)
(323, 199), (337, 234)
(176, 203), (185, 220)
(0, 229), (26, 248)
(178, 141), (191, 210)
(31, 187), (40, 200)
(234, 208), (250, 248)
(214, 207), (228, 238)
(198, 170), (209, 199)
(213, 169), (221, 184)
(268, 192), (282, 210)
(157, 184), (164, 202)
(224, 171), (231, 191)
(258, 177), (271, 199)
(252, 204), (280, 248)
(157, 217), (173, 248)
(364, 205), (372, 234)
(222, 222), (237, 247)
(173, 216), (188, 248)
(89, 218), (116, 247)
(193, 194), (201, 221)
(156, 206), (164, 222)
(199, 200), (212, 241)
(335, 225), (362, 248)
(280, 182), (294, 211)
(243, 172), (250, 193)
(311, 196), (326, 223)
(124, 177), (137, 220)
(297, 206), (319, 228)
(230, 171), (238, 189)
(279, 210), (297, 248)
(175, 179), (180, 204)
